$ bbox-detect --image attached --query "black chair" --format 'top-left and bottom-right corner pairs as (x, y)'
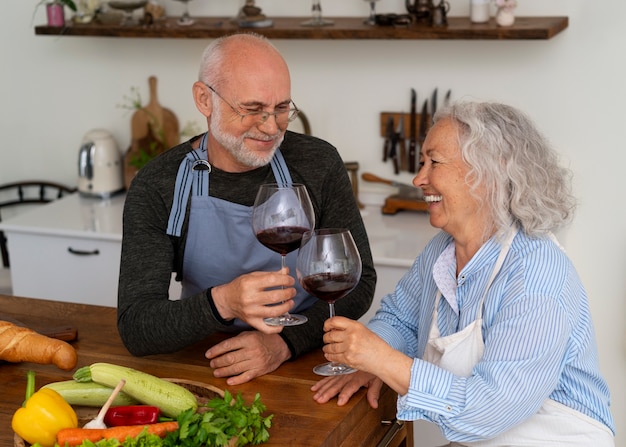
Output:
(0, 181), (77, 268)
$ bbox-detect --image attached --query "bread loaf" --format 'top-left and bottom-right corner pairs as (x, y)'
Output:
(0, 320), (77, 370)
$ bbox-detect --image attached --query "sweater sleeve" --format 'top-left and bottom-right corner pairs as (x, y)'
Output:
(117, 148), (228, 356)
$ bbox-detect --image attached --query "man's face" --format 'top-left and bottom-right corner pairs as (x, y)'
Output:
(209, 93), (286, 169)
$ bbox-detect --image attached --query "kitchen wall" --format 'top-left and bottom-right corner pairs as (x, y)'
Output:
(2, 0), (625, 444)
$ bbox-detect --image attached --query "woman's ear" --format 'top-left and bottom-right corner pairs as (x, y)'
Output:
(192, 81), (212, 117)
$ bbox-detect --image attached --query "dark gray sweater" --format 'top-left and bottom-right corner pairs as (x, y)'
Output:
(117, 130), (376, 359)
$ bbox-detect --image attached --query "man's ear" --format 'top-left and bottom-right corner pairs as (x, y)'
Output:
(193, 81), (212, 117)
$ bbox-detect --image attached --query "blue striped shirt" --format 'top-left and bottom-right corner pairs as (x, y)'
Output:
(368, 230), (615, 442)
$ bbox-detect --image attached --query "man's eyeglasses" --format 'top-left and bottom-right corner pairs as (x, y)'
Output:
(205, 84), (300, 127)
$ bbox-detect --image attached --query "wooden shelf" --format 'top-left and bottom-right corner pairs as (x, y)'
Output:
(34, 16), (568, 40)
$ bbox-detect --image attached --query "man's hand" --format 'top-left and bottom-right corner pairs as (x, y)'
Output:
(211, 268), (296, 333)
(205, 331), (291, 386)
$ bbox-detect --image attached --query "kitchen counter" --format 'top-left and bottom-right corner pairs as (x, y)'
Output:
(0, 192), (437, 266)
(0, 294), (412, 447)
(0, 192), (124, 242)
(0, 193), (440, 307)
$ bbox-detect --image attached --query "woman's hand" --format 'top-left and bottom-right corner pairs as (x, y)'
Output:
(311, 371), (383, 407)
(321, 317), (390, 373)
(321, 317), (413, 397)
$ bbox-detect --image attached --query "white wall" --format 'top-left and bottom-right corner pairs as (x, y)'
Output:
(2, 1), (624, 444)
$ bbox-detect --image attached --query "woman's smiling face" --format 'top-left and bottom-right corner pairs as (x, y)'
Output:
(413, 118), (488, 243)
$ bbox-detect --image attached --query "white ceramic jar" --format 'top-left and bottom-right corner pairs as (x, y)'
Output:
(470, 0), (490, 23)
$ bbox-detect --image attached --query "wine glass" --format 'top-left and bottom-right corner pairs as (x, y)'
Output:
(108, 0), (148, 26)
(297, 228), (362, 376)
(252, 183), (315, 326)
(301, 0), (334, 27)
(363, 0), (381, 25)
(173, 0), (194, 26)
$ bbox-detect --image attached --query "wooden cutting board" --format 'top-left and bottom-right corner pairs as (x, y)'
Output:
(124, 76), (179, 188)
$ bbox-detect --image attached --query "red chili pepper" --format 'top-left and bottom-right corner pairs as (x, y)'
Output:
(103, 405), (161, 427)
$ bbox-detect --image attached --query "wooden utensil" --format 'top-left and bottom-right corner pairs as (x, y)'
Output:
(124, 76), (180, 188)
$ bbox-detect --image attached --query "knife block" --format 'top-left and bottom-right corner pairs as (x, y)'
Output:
(380, 111), (431, 138)
(382, 194), (429, 215)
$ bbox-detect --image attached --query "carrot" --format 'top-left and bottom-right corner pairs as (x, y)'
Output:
(56, 420), (179, 446)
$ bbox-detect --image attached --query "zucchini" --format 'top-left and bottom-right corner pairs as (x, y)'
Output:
(42, 380), (138, 407)
(73, 362), (197, 418)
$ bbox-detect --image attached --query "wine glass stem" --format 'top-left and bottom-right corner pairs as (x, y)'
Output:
(280, 254), (292, 318)
(369, 2), (376, 21)
(328, 302), (335, 319)
(311, 0), (322, 21)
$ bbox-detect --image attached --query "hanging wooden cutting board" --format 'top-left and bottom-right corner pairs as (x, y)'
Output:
(124, 76), (180, 188)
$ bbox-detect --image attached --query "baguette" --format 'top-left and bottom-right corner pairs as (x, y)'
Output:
(0, 320), (77, 370)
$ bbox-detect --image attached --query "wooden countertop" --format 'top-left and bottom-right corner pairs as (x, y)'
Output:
(0, 294), (412, 447)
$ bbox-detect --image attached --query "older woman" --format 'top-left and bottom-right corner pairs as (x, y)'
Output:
(312, 101), (615, 446)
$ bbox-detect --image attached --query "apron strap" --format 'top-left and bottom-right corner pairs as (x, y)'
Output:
(270, 149), (291, 187)
(476, 226), (517, 318)
(166, 133), (291, 236)
(432, 226), (518, 323)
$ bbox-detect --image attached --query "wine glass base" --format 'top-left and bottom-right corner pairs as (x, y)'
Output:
(177, 17), (194, 26)
(314, 362), (357, 376)
(363, 17), (377, 25)
(301, 18), (334, 27)
(264, 314), (308, 327)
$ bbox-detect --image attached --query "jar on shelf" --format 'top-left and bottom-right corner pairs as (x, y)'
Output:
(46, 1), (66, 26)
(494, 0), (517, 27)
(470, 0), (490, 23)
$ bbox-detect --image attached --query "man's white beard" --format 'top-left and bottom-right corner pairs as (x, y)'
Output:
(210, 107), (284, 168)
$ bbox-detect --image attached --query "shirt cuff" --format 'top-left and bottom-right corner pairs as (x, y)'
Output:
(206, 287), (234, 326)
(397, 358), (462, 421)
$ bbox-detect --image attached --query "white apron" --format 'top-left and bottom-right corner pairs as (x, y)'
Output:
(423, 229), (613, 447)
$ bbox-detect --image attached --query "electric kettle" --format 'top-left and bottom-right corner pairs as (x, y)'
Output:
(77, 129), (124, 198)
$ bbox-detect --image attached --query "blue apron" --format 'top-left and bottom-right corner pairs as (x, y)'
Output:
(166, 134), (316, 330)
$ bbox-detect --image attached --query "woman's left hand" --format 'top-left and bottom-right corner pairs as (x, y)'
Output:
(321, 316), (413, 396)
(322, 317), (390, 373)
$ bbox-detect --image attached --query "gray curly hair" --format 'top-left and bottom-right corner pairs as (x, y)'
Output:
(434, 101), (577, 239)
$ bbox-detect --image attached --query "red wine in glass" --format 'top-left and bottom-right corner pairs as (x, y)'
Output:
(300, 273), (358, 303)
(297, 228), (362, 376)
(256, 226), (311, 255)
(252, 184), (315, 327)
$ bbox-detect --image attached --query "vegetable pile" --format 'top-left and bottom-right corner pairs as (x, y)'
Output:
(13, 363), (273, 447)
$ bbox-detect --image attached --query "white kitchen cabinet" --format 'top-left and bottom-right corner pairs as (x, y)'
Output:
(0, 193), (124, 307)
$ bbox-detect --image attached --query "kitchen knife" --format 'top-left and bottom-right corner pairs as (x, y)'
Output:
(408, 89), (417, 173)
(444, 89), (452, 106)
(388, 120), (400, 175)
(431, 88), (438, 124)
(383, 115), (394, 162)
(418, 99), (429, 157)
(395, 113), (405, 174)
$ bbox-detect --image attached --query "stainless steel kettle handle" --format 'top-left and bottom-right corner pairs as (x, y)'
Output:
(78, 142), (94, 180)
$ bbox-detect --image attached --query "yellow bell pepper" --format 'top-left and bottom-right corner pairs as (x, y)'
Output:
(12, 370), (78, 447)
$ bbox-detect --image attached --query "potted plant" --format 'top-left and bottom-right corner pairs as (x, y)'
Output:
(35, 0), (77, 27)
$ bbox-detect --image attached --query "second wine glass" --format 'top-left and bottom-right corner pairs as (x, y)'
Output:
(301, 0), (334, 27)
(363, 0), (381, 25)
(297, 228), (362, 376)
(252, 183), (315, 327)
(173, 0), (194, 26)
